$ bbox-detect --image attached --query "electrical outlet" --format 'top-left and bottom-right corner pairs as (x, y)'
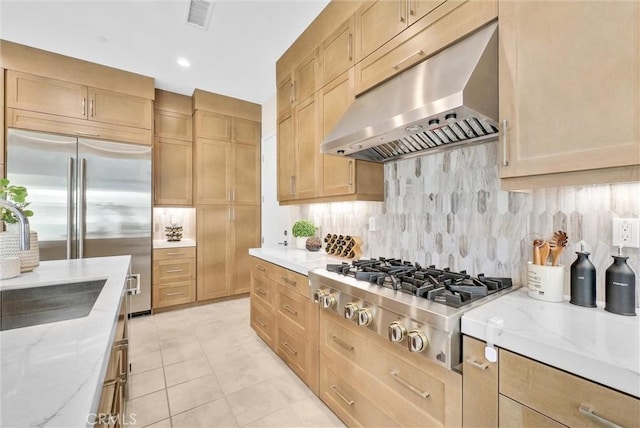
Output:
(612, 218), (640, 248)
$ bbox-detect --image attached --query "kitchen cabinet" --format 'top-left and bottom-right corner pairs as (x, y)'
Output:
(499, 349), (640, 428)
(354, 0), (408, 62)
(277, 115), (295, 202)
(154, 138), (193, 206)
(319, 310), (462, 427)
(152, 247), (196, 309)
(155, 110), (192, 142)
(277, 49), (319, 121)
(355, 0), (497, 94)
(462, 335), (498, 427)
(320, 69), (384, 200)
(320, 16), (355, 85)
(5, 70), (153, 131)
(499, 0), (640, 189)
(408, 0), (447, 25)
(499, 396), (564, 428)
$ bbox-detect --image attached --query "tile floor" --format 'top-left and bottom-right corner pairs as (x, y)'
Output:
(126, 297), (345, 428)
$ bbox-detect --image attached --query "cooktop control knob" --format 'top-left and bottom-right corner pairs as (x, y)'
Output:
(357, 308), (373, 326)
(388, 321), (407, 342)
(321, 293), (337, 309)
(344, 303), (358, 320)
(407, 330), (429, 353)
(312, 289), (327, 305)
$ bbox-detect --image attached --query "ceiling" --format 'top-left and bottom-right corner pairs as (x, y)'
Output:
(0, 0), (331, 105)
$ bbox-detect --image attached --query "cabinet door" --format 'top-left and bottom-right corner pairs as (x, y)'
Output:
(232, 117), (260, 146)
(293, 49), (319, 105)
(154, 138), (193, 206)
(195, 110), (231, 141)
(499, 396), (564, 428)
(88, 87), (152, 129)
(277, 115), (296, 202)
(6, 70), (87, 119)
(355, 0), (408, 61)
(197, 205), (231, 300)
(294, 93), (320, 200)
(499, 1), (640, 184)
(462, 336), (498, 427)
(277, 73), (294, 122)
(231, 205), (260, 295)
(195, 138), (232, 204)
(155, 110), (192, 141)
(321, 16), (355, 85)
(408, 0), (446, 25)
(321, 70), (356, 197)
(233, 143), (260, 205)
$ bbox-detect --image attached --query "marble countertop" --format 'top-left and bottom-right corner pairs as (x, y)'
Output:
(0, 256), (131, 427)
(153, 238), (196, 249)
(249, 246), (345, 276)
(462, 288), (639, 398)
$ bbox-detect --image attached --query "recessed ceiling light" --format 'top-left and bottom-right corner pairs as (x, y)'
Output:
(177, 57), (191, 68)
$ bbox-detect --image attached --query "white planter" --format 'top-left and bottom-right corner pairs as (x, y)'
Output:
(295, 237), (309, 250)
(0, 228), (40, 273)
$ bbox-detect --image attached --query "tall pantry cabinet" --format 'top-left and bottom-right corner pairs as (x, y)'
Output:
(193, 90), (261, 301)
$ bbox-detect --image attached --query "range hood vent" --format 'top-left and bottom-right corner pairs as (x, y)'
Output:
(321, 22), (499, 163)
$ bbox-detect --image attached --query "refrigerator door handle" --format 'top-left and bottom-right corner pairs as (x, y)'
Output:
(67, 157), (74, 260)
(126, 274), (141, 295)
(78, 158), (86, 259)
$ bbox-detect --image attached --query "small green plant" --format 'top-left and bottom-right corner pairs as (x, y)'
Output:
(292, 219), (316, 238)
(0, 178), (33, 224)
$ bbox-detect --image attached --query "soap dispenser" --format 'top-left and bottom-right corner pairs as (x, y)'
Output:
(605, 246), (637, 316)
(570, 241), (596, 307)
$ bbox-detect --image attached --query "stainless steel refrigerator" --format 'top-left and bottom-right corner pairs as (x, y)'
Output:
(6, 129), (152, 314)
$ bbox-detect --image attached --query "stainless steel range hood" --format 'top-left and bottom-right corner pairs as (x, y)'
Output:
(321, 22), (498, 163)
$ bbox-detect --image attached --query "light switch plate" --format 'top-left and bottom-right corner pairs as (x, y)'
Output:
(612, 218), (640, 248)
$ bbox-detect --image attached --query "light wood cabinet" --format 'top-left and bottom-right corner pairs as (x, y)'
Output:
(195, 138), (232, 205)
(462, 335), (498, 427)
(408, 0), (447, 25)
(6, 70), (153, 131)
(499, 396), (564, 428)
(155, 110), (192, 142)
(355, 0), (408, 62)
(277, 115), (296, 202)
(277, 73), (294, 122)
(195, 110), (231, 141)
(154, 137), (193, 206)
(499, 349), (640, 428)
(251, 297), (276, 348)
(152, 247), (196, 309)
(293, 49), (319, 106)
(355, 0), (497, 94)
(230, 205), (260, 295)
(499, 0), (640, 189)
(320, 16), (355, 85)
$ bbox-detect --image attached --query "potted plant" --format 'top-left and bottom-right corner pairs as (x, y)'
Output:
(0, 178), (39, 273)
(292, 219), (316, 250)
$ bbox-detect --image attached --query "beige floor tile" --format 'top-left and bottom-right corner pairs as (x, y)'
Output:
(167, 374), (225, 416)
(127, 390), (170, 427)
(130, 334), (161, 356)
(195, 320), (242, 343)
(291, 396), (346, 427)
(225, 380), (293, 426)
(171, 398), (238, 428)
(130, 350), (163, 374)
(143, 417), (172, 428)
(243, 406), (305, 428)
(158, 329), (200, 350)
(161, 340), (204, 366)
(269, 372), (315, 403)
(209, 353), (274, 395)
(164, 355), (213, 387)
(129, 367), (166, 399)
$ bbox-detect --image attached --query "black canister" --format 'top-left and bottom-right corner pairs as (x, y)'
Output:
(605, 254), (637, 316)
(570, 250), (596, 307)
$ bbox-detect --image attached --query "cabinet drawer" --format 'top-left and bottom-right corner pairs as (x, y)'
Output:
(279, 270), (309, 298)
(500, 350), (640, 428)
(277, 286), (310, 337)
(499, 395), (564, 428)
(153, 280), (195, 308)
(153, 247), (196, 261)
(153, 258), (195, 283)
(251, 271), (275, 310)
(252, 258), (277, 281)
(250, 298), (276, 349)
(319, 352), (399, 428)
(276, 324), (311, 384)
(463, 335), (498, 427)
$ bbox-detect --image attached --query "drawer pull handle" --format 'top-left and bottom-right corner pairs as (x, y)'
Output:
(389, 370), (430, 399)
(283, 342), (298, 356)
(332, 335), (355, 351)
(167, 252), (185, 256)
(283, 304), (298, 316)
(166, 291), (185, 296)
(256, 265), (266, 272)
(255, 287), (267, 295)
(392, 50), (424, 70)
(166, 269), (185, 273)
(578, 405), (622, 428)
(282, 278), (297, 286)
(256, 318), (267, 327)
(466, 358), (488, 370)
(330, 385), (354, 406)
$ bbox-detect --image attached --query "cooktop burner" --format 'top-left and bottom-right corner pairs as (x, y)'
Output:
(326, 258), (512, 308)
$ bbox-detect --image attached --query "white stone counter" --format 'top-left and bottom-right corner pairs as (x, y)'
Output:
(152, 238), (196, 249)
(0, 256), (131, 427)
(249, 247), (346, 276)
(462, 287), (639, 398)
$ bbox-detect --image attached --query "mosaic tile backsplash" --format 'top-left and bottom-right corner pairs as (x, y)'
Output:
(299, 141), (639, 306)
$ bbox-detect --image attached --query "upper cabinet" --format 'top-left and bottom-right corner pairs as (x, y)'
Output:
(499, 0), (640, 189)
(354, 0), (408, 61)
(6, 70), (153, 131)
(320, 16), (355, 85)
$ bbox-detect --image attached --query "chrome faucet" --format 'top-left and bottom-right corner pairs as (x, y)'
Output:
(0, 199), (31, 250)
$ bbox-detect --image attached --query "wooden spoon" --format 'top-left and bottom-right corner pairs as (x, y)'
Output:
(549, 230), (568, 266)
(533, 238), (544, 265)
(539, 241), (550, 266)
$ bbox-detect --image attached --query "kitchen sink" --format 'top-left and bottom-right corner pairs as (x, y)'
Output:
(0, 279), (106, 331)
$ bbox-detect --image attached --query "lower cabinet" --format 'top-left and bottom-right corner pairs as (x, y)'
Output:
(152, 247), (196, 309)
(249, 257), (319, 393)
(462, 335), (498, 427)
(499, 395), (564, 428)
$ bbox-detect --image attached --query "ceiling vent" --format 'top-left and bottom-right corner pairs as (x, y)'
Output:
(186, 0), (214, 30)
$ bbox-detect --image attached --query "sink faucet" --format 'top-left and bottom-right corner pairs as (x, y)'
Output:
(0, 199), (31, 250)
